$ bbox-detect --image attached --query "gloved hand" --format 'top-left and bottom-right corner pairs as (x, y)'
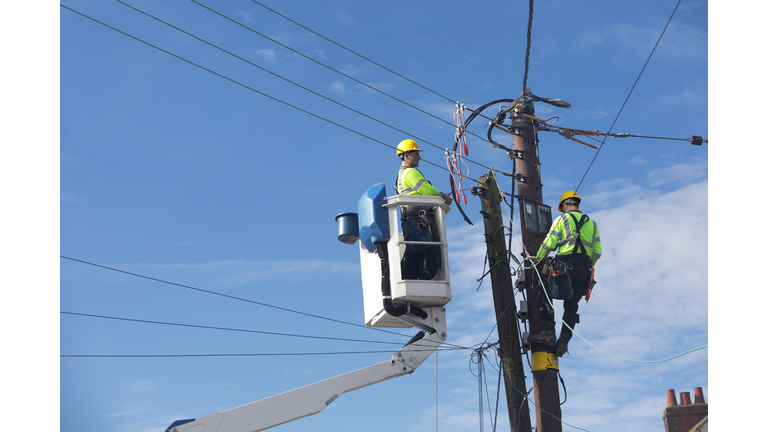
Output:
(440, 192), (453, 206)
(525, 255), (538, 262)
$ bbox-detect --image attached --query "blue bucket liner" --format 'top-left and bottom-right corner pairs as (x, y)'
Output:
(335, 212), (359, 245)
(358, 184), (389, 253)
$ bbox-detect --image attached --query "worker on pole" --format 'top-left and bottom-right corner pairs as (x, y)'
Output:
(527, 191), (602, 356)
(394, 139), (452, 280)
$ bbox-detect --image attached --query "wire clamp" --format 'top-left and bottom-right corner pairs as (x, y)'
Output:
(690, 135), (706, 146)
(471, 186), (486, 197)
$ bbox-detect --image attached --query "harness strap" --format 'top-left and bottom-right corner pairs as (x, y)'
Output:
(561, 212), (591, 259)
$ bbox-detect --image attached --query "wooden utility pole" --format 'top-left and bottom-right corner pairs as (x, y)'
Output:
(511, 103), (562, 431)
(477, 172), (532, 432)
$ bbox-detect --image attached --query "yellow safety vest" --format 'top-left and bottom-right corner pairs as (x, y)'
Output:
(536, 211), (602, 267)
(395, 167), (440, 197)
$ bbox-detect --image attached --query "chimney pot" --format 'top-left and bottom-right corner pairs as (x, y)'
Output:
(680, 392), (692, 405)
(694, 387), (705, 404)
(666, 389), (678, 406)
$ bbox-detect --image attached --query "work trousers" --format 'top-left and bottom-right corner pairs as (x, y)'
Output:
(400, 207), (440, 280)
(538, 256), (591, 337)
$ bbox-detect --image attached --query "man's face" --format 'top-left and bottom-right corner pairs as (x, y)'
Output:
(405, 151), (420, 167)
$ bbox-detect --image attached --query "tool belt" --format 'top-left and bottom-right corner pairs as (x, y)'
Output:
(400, 207), (438, 252)
(543, 256), (573, 300)
(542, 253), (592, 300)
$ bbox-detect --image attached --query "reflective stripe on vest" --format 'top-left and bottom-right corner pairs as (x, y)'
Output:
(396, 167), (426, 195)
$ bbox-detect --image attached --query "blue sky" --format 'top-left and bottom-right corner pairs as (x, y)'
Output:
(6, 0), (732, 431)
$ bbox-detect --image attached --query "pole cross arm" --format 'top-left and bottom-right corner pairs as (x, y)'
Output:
(167, 307), (447, 432)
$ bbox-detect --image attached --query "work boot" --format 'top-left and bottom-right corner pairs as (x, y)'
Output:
(557, 311), (578, 356)
(555, 333), (572, 357)
(528, 322), (557, 346)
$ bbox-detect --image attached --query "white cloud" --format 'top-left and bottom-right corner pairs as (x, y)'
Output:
(329, 79), (397, 97)
(313, 49), (326, 59)
(236, 11), (254, 24)
(334, 8), (356, 26)
(574, 21), (707, 65)
(254, 48), (277, 63)
(339, 63), (374, 76)
(647, 160), (707, 187)
(440, 169), (707, 432)
(330, 81), (347, 96)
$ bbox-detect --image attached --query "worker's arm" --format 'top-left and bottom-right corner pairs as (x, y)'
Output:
(535, 216), (564, 262)
(590, 222), (602, 267)
(403, 168), (440, 196)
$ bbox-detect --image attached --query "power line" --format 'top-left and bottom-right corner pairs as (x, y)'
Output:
(61, 346), (469, 359)
(188, 0), (496, 151)
(60, 256), (472, 350)
(528, 260), (708, 364)
(249, 0), (455, 105)
(475, 346), (592, 432)
(245, 0), (499, 126)
(574, 0), (683, 193)
(60, 4), (457, 174)
(116, 0), (493, 173)
(61, 311), (418, 346)
(521, 0), (534, 93)
(60, 255), (410, 338)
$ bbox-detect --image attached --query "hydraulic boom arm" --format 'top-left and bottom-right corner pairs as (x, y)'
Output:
(166, 306), (447, 432)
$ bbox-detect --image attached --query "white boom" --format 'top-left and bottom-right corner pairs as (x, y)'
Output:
(166, 306), (447, 432)
(168, 190), (452, 432)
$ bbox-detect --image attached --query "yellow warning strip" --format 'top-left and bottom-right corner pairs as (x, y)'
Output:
(531, 351), (559, 371)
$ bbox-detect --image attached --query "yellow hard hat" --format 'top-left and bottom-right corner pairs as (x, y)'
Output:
(558, 190), (580, 212)
(396, 139), (424, 156)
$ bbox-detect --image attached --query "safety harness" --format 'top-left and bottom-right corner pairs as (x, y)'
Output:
(395, 167), (440, 279)
(545, 212), (593, 300)
(558, 212), (593, 268)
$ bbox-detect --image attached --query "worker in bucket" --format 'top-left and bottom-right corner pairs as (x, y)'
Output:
(527, 190), (602, 357)
(394, 139), (452, 280)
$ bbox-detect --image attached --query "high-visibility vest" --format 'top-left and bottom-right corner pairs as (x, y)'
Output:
(536, 211), (602, 267)
(395, 167), (440, 197)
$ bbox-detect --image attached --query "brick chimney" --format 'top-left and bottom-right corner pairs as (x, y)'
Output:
(663, 387), (707, 432)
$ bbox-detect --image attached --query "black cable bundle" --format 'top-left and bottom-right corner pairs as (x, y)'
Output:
(375, 242), (428, 320)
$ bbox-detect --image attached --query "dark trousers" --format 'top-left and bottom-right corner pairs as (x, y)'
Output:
(538, 256), (591, 337)
(401, 243), (440, 280)
(400, 207), (440, 280)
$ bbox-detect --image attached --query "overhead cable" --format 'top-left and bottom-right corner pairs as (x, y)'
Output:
(60, 5), (465, 176)
(521, 0), (534, 93)
(60, 256), (473, 350)
(60, 255), (412, 338)
(249, 0), (455, 105)
(61, 346), (469, 358)
(527, 258), (708, 363)
(189, 0), (496, 152)
(61, 311), (418, 346)
(473, 343), (591, 432)
(246, 0), (497, 125)
(573, 0), (683, 193)
(116, 0), (493, 173)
